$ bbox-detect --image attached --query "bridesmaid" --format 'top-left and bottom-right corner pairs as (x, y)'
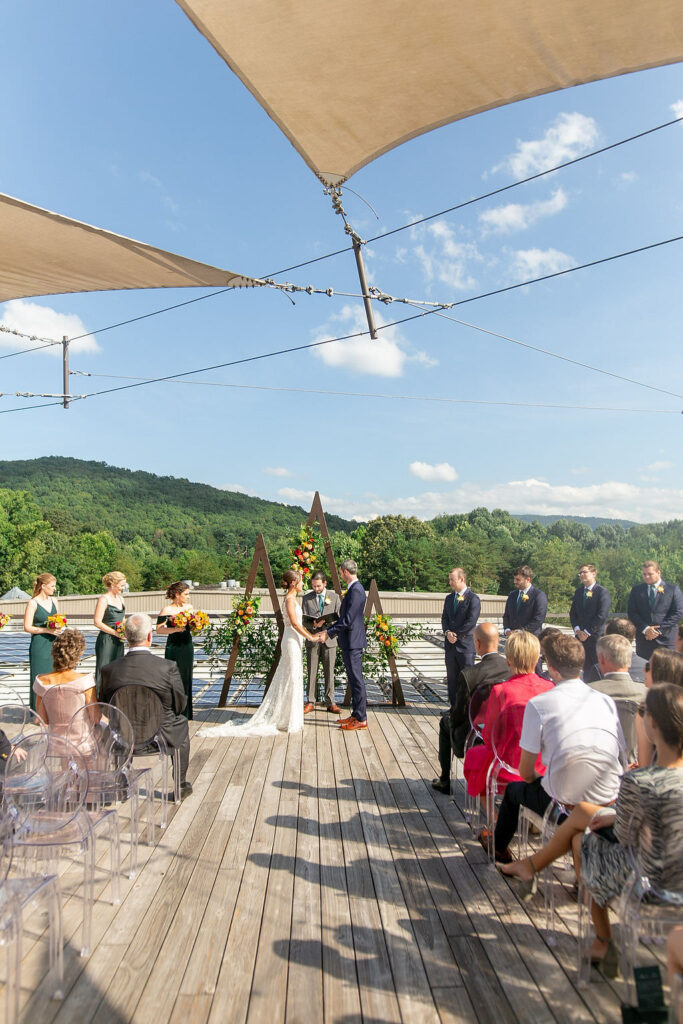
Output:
(156, 581), (194, 720)
(23, 572), (60, 711)
(94, 571), (127, 693)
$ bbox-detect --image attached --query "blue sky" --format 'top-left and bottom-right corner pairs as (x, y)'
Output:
(2, 1), (682, 523)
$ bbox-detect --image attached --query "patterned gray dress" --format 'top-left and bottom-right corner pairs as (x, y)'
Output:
(580, 765), (683, 907)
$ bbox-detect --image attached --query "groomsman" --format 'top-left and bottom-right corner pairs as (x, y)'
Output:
(569, 564), (611, 683)
(302, 571), (341, 713)
(441, 568), (481, 705)
(502, 566), (547, 638)
(627, 560), (683, 660)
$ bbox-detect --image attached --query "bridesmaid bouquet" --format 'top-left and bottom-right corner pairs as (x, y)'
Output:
(187, 610), (210, 635)
(47, 614), (67, 631)
(115, 619), (126, 640)
(0, 613), (10, 630)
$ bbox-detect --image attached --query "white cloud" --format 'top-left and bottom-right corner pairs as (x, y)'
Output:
(280, 479), (683, 524)
(495, 113), (599, 178)
(479, 188), (568, 234)
(646, 460), (673, 472)
(312, 304), (436, 377)
(409, 461), (458, 482)
(616, 171), (638, 186)
(413, 221), (480, 291)
(0, 299), (99, 355)
(511, 248), (573, 281)
(671, 100), (683, 119)
(265, 467), (293, 477)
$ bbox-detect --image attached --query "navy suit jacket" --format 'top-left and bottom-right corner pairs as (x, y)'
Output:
(327, 581), (367, 651)
(441, 589), (481, 655)
(627, 581), (683, 650)
(569, 584), (611, 638)
(502, 585), (547, 637)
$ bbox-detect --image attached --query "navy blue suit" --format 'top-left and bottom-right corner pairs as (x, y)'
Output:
(569, 583), (611, 683)
(502, 585), (547, 637)
(327, 581), (367, 721)
(627, 581), (683, 659)
(441, 589), (481, 704)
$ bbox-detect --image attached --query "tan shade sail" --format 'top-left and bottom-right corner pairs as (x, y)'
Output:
(0, 192), (257, 303)
(177, 0), (683, 185)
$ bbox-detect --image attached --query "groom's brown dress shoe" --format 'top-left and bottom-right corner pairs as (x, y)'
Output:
(340, 718), (367, 731)
(327, 704), (341, 714)
(303, 703), (315, 714)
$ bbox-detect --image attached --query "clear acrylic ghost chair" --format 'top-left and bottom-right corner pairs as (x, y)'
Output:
(66, 703), (153, 878)
(0, 806), (65, 1020)
(109, 686), (180, 829)
(484, 703), (528, 863)
(5, 733), (120, 957)
(619, 795), (683, 1007)
(539, 727), (624, 946)
(462, 686), (489, 829)
(0, 703), (46, 747)
(0, 684), (26, 709)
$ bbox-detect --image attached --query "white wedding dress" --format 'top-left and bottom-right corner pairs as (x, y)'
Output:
(197, 598), (304, 737)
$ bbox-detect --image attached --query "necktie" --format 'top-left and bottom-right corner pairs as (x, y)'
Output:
(318, 594), (324, 614)
(583, 587), (589, 606)
(516, 590), (523, 610)
(649, 584), (656, 610)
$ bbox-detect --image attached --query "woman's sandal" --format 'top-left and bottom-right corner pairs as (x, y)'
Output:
(591, 936), (619, 978)
(500, 857), (538, 901)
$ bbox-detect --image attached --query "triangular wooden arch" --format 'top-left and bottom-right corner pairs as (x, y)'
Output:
(217, 533), (283, 707)
(305, 491), (341, 594)
(364, 578), (405, 707)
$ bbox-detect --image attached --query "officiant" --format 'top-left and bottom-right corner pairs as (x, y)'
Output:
(303, 571), (341, 713)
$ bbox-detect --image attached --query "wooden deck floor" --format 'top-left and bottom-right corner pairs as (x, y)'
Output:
(16, 703), (630, 1024)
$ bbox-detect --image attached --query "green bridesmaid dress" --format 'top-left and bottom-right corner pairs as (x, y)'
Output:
(157, 615), (194, 720)
(95, 601), (126, 693)
(29, 600), (57, 711)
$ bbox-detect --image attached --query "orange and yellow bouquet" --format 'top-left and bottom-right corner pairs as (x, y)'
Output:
(232, 595), (260, 637)
(115, 619), (127, 640)
(187, 610), (210, 635)
(291, 525), (317, 584)
(168, 611), (190, 630)
(47, 614), (67, 631)
(371, 613), (398, 656)
(0, 614), (10, 630)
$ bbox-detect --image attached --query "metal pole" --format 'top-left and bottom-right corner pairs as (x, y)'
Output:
(62, 336), (69, 409)
(352, 237), (379, 340)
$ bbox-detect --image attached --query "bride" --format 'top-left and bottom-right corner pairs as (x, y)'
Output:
(197, 570), (315, 737)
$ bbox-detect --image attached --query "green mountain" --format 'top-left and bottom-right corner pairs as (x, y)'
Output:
(513, 513), (638, 529)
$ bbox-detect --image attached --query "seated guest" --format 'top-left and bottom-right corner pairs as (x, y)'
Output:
(604, 618), (647, 684)
(591, 634), (646, 764)
(575, 684), (683, 973)
(432, 622), (510, 793)
(463, 632), (553, 846)
(538, 627), (561, 680)
(637, 647), (683, 766)
(491, 632), (623, 863)
(100, 612), (192, 798)
(33, 629), (98, 745)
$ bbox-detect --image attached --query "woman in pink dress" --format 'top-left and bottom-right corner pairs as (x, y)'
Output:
(463, 631), (554, 801)
(34, 629), (98, 751)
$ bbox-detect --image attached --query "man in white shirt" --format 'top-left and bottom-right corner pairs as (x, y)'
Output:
(492, 632), (623, 861)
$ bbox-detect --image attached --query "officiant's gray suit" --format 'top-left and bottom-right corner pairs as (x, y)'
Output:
(302, 588), (341, 705)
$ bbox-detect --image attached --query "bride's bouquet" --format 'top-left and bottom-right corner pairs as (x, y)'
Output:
(47, 614), (67, 631)
(0, 613), (10, 630)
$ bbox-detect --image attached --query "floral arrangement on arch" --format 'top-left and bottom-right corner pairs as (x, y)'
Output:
(0, 613), (10, 630)
(371, 613), (399, 657)
(47, 614), (67, 631)
(231, 595), (260, 638)
(291, 524), (317, 583)
(361, 613), (422, 683)
(203, 594), (278, 683)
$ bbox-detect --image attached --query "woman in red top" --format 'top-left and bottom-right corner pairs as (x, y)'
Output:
(463, 630), (554, 799)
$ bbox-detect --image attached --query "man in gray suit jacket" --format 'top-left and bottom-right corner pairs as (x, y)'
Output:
(100, 612), (192, 796)
(302, 571), (341, 713)
(590, 633), (645, 764)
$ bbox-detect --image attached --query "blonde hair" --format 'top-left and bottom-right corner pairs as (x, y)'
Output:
(32, 573), (56, 598)
(505, 630), (541, 675)
(102, 571), (126, 589)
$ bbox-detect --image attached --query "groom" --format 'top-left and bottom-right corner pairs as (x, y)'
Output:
(317, 559), (367, 730)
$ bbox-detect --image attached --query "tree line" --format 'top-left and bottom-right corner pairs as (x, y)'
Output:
(0, 458), (680, 611)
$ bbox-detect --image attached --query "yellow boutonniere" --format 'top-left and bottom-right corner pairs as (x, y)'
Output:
(324, 597), (331, 605)
(521, 593), (529, 602)
(457, 594), (465, 603)
(586, 590), (593, 599)
(657, 585), (665, 594)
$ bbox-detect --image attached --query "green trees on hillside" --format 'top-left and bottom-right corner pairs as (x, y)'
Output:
(0, 459), (680, 608)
